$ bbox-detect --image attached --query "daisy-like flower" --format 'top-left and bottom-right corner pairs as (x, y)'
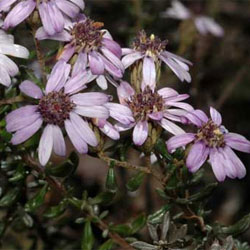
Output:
(161, 0), (224, 37)
(0, 0), (84, 36)
(167, 107), (250, 182)
(36, 16), (124, 90)
(5, 60), (110, 166)
(0, 28), (29, 87)
(122, 30), (192, 88)
(106, 81), (193, 146)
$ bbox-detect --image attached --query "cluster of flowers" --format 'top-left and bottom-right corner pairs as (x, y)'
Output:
(0, 0), (249, 182)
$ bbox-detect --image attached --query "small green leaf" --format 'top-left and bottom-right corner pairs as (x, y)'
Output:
(68, 197), (84, 210)
(9, 164), (27, 183)
(148, 205), (171, 225)
(105, 162), (117, 193)
(89, 191), (115, 205)
(154, 139), (173, 162)
(98, 239), (114, 250)
(81, 221), (94, 250)
(126, 172), (145, 192)
(46, 152), (79, 177)
(110, 224), (131, 236)
(25, 184), (48, 213)
(219, 213), (250, 236)
(22, 213), (34, 227)
(130, 214), (146, 234)
(43, 201), (66, 218)
(0, 187), (20, 207)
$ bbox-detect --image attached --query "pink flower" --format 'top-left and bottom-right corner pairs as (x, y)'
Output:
(108, 81), (193, 146)
(161, 1), (224, 37)
(122, 30), (192, 88)
(0, 0), (84, 35)
(5, 60), (110, 166)
(167, 107), (250, 182)
(36, 16), (124, 89)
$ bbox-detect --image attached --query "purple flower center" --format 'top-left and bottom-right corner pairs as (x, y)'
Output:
(71, 18), (104, 52)
(196, 119), (226, 147)
(127, 87), (164, 121)
(38, 91), (75, 127)
(133, 30), (167, 57)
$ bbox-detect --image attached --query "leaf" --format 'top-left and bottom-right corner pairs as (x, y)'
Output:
(98, 239), (114, 250)
(43, 201), (66, 218)
(46, 152), (79, 177)
(126, 172), (145, 192)
(105, 162), (117, 193)
(154, 139), (173, 162)
(0, 187), (20, 207)
(25, 184), (48, 213)
(89, 191), (115, 205)
(131, 241), (157, 250)
(130, 214), (147, 234)
(9, 164), (27, 182)
(148, 205), (171, 225)
(22, 213), (34, 227)
(110, 224), (132, 236)
(219, 213), (250, 236)
(81, 221), (94, 250)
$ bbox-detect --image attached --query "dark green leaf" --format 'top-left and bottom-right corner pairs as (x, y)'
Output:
(219, 213), (250, 236)
(25, 184), (48, 213)
(130, 214), (146, 234)
(43, 201), (66, 218)
(46, 152), (79, 177)
(148, 205), (171, 225)
(81, 221), (94, 250)
(9, 164), (27, 182)
(22, 213), (34, 227)
(90, 191), (115, 205)
(105, 162), (117, 193)
(154, 139), (173, 162)
(0, 187), (20, 207)
(98, 239), (114, 250)
(126, 172), (145, 192)
(110, 224), (132, 236)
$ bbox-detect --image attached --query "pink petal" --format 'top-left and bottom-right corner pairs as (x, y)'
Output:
(143, 56), (156, 89)
(11, 118), (43, 145)
(122, 51), (143, 68)
(209, 148), (226, 182)
(65, 119), (87, 154)
(52, 125), (66, 156)
(20, 80), (43, 99)
(99, 120), (120, 140)
(38, 124), (53, 166)
(96, 75), (107, 90)
(186, 141), (209, 172)
(102, 38), (122, 58)
(74, 105), (109, 119)
(210, 107), (222, 126)
(224, 133), (250, 153)
(133, 121), (148, 146)
(71, 92), (109, 106)
(158, 87), (178, 99)
(160, 118), (185, 135)
(89, 52), (105, 75)
(117, 81), (135, 104)
(70, 112), (98, 147)
(167, 133), (195, 153)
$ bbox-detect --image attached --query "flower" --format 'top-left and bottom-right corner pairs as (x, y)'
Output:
(167, 107), (250, 182)
(5, 60), (110, 166)
(161, 0), (224, 37)
(122, 30), (192, 87)
(0, 28), (29, 87)
(108, 81), (193, 146)
(0, 0), (84, 35)
(36, 16), (124, 89)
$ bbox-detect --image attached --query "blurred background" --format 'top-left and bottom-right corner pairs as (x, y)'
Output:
(3, 0), (250, 248)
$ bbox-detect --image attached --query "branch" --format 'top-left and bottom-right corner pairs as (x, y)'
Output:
(0, 96), (24, 106)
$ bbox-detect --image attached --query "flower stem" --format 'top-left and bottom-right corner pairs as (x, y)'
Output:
(0, 95), (24, 106)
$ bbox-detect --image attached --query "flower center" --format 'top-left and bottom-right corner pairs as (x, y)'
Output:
(71, 18), (104, 52)
(38, 91), (75, 127)
(133, 30), (167, 58)
(127, 87), (164, 121)
(196, 119), (227, 147)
